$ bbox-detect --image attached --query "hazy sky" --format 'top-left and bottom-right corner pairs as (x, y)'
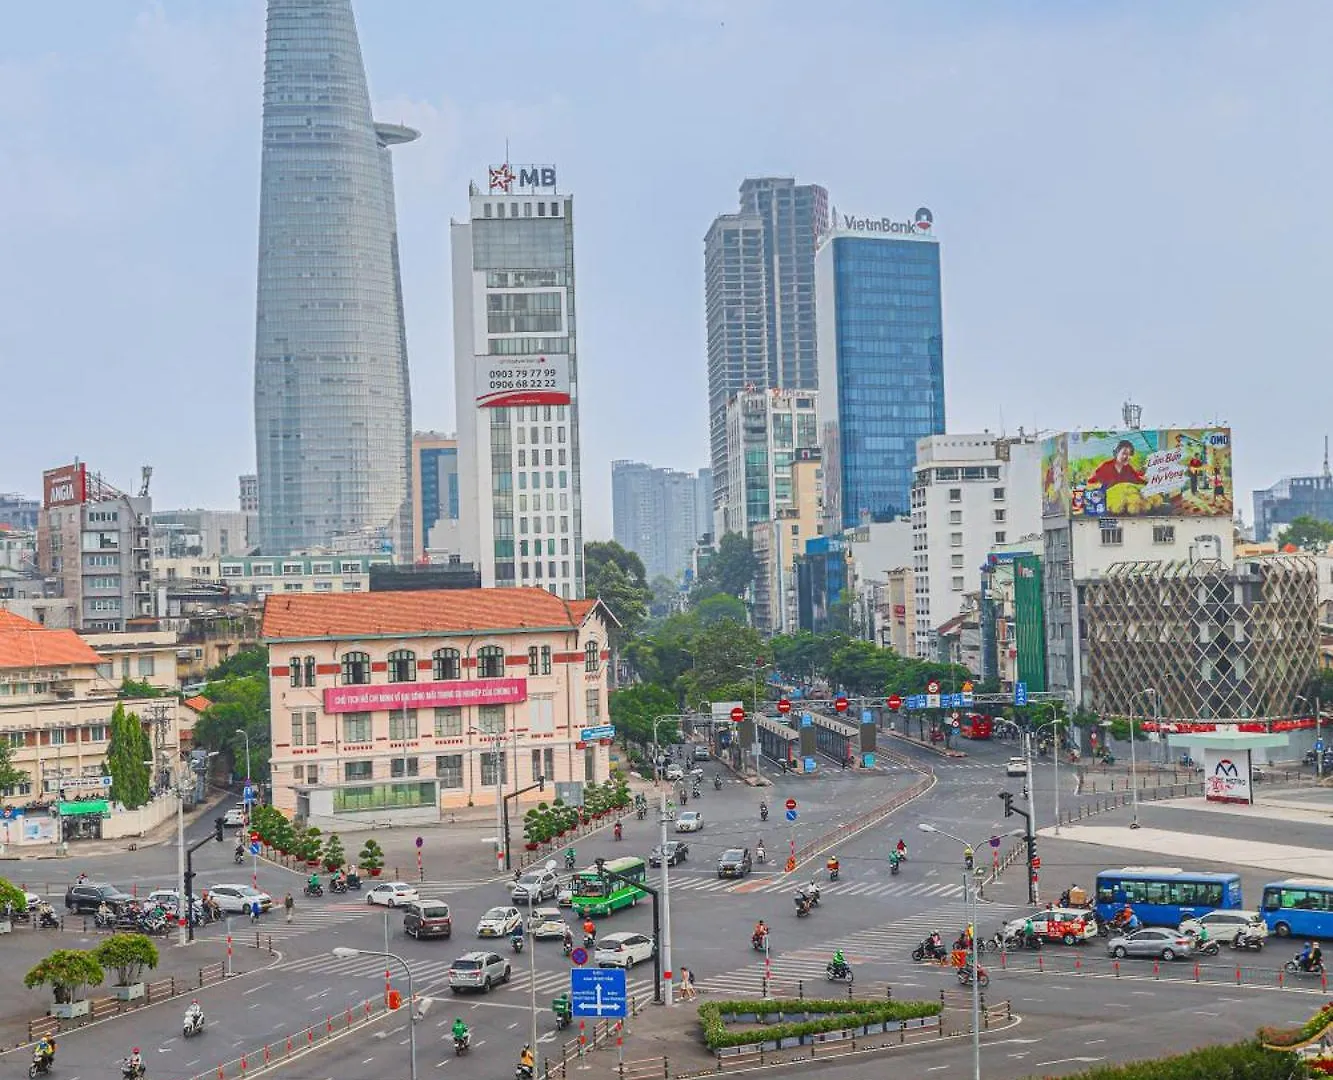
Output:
(2, 1), (1329, 539)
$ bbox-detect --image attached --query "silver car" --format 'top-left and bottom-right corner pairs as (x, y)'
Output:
(447, 951), (511, 993)
(511, 869), (558, 903)
(1106, 927), (1195, 961)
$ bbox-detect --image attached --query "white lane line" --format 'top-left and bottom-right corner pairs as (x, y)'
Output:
(244, 981), (271, 995)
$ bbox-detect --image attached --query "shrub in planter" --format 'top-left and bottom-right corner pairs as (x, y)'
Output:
(322, 833), (346, 873)
(698, 998), (941, 1051)
(0, 877), (28, 916)
(93, 933), (159, 992)
(1055, 1040), (1307, 1078)
(24, 948), (104, 1006)
(1259, 1002), (1333, 1048)
(270, 815), (296, 857)
(298, 826), (323, 866)
(359, 839), (385, 876)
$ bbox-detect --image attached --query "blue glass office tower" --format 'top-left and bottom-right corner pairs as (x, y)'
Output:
(815, 224), (944, 529)
(253, 0), (417, 556)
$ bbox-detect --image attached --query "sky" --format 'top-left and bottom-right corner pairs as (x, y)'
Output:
(2, 0), (1331, 540)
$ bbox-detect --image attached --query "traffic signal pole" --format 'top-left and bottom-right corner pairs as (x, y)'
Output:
(185, 819), (228, 942)
(999, 792), (1037, 904)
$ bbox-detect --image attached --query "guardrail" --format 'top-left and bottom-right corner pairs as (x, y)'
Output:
(1059, 782), (1203, 826)
(793, 754), (934, 867)
(542, 994), (648, 1079)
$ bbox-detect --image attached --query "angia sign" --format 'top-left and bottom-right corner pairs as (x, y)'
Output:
(323, 679), (527, 714)
(43, 463), (87, 508)
(1202, 747), (1252, 805)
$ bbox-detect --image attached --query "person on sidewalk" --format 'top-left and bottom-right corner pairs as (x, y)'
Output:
(678, 966), (697, 1001)
(249, 898), (261, 924)
(284, 893), (294, 923)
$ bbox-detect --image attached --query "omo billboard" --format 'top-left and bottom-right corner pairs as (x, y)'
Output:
(1041, 428), (1232, 519)
(476, 355), (571, 409)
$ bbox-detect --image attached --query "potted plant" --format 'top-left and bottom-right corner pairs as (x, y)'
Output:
(0, 877), (25, 935)
(322, 833), (346, 873)
(522, 808), (543, 851)
(359, 839), (384, 877)
(299, 827), (323, 867)
(93, 933), (158, 1002)
(271, 815), (296, 860)
(24, 948), (104, 1019)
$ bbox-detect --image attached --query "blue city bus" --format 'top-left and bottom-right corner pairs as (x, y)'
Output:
(1260, 880), (1333, 939)
(1094, 867), (1243, 926)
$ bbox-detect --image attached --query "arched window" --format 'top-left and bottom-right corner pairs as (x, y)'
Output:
(387, 649), (417, 683)
(340, 651), (370, 686)
(584, 640), (600, 673)
(478, 645), (506, 679)
(433, 647), (461, 681)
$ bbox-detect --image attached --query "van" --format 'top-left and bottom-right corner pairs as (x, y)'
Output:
(403, 899), (452, 940)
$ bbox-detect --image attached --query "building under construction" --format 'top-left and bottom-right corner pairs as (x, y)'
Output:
(1080, 553), (1318, 721)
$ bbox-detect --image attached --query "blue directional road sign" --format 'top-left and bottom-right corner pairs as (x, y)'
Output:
(249, 841), (260, 855)
(785, 809), (798, 822)
(570, 967), (627, 1018)
(1318, 740), (1325, 753)
(243, 784), (254, 804)
(860, 710), (873, 724)
(580, 725), (616, 742)
(803, 757), (817, 773)
(800, 712), (813, 728)
(1014, 682), (1028, 707)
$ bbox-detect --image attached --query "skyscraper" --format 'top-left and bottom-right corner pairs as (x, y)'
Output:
(411, 432), (460, 559)
(253, 0), (416, 557)
(452, 164), (584, 595)
(704, 178), (828, 535)
(815, 212), (945, 530)
(611, 461), (701, 582)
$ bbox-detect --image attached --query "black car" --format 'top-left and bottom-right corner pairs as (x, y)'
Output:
(717, 848), (752, 879)
(649, 841), (688, 867)
(64, 882), (133, 913)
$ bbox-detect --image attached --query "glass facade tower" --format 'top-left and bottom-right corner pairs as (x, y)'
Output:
(253, 0), (417, 557)
(816, 230), (945, 530)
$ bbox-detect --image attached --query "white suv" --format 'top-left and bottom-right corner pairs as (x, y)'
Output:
(448, 951), (511, 993)
(511, 869), (559, 903)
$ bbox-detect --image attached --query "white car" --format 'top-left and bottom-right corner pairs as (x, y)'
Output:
(675, 811), (703, 833)
(208, 884), (272, 913)
(1005, 758), (1028, 777)
(664, 764), (685, 782)
(1178, 909), (1268, 942)
(366, 882), (419, 908)
(476, 905), (523, 938)
(595, 931), (655, 969)
(1003, 907), (1097, 944)
(528, 906), (567, 939)
(222, 808), (247, 828)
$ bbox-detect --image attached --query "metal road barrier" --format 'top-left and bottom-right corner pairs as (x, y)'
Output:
(544, 993), (647, 1079)
(793, 753), (934, 867)
(24, 966), (230, 1043)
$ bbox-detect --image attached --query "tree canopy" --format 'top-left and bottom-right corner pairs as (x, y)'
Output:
(194, 647), (271, 781)
(1279, 515), (1333, 552)
(691, 531), (759, 601)
(105, 703), (152, 809)
(584, 540), (653, 642)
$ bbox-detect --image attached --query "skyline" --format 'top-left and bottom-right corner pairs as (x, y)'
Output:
(3, 1), (1332, 539)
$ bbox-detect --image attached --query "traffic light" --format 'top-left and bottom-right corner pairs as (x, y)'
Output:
(538, 775), (546, 792)
(964, 847), (974, 871)
(249, 831), (260, 848)
(1027, 834), (1038, 865)
(213, 817), (224, 842)
(999, 791), (1014, 818)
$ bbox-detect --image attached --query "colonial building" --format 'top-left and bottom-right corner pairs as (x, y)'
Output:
(261, 588), (617, 826)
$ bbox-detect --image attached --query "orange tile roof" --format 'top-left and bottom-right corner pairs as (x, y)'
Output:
(0, 627), (106, 670)
(262, 587), (614, 640)
(0, 609), (42, 631)
(182, 695), (213, 714)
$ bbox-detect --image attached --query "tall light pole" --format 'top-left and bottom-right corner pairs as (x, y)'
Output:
(1035, 706), (1063, 835)
(521, 861), (554, 1070)
(1131, 688), (1154, 830)
(333, 948), (416, 1080)
(651, 713), (688, 1007)
(235, 728), (256, 889)
(149, 757), (188, 947)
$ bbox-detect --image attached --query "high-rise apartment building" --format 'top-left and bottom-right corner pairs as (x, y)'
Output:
(611, 461), (701, 582)
(411, 433), (460, 560)
(752, 448), (824, 635)
(705, 178), (828, 534)
(238, 475), (258, 514)
(722, 388), (820, 537)
(910, 434), (1042, 658)
(815, 212), (945, 531)
(253, 0), (416, 558)
(452, 163), (584, 596)
(1253, 452), (1333, 541)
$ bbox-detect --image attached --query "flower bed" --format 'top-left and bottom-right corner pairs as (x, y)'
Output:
(1260, 1003), (1333, 1049)
(1058, 1040), (1309, 1078)
(698, 997), (940, 1052)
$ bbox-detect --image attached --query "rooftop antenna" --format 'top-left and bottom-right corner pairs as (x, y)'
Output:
(1325, 436), (1331, 481)
(1122, 400), (1142, 431)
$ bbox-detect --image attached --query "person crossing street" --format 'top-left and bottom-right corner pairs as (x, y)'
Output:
(284, 892), (294, 923)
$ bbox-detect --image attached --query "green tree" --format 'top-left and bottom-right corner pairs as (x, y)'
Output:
(692, 531), (759, 601)
(680, 618), (764, 708)
(322, 833), (346, 872)
(0, 739), (26, 793)
(584, 541), (653, 641)
(194, 665), (271, 781)
(106, 703), (151, 809)
(358, 838), (384, 873)
(647, 575), (681, 619)
(117, 678), (163, 699)
(0, 877), (27, 914)
(92, 933), (159, 987)
(691, 593), (747, 627)
(206, 646), (269, 681)
(24, 949), (104, 1004)
(1279, 515), (1333, 552)
(609, 683), (677, 748)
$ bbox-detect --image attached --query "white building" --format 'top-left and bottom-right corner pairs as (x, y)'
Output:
(911, 434), (1043, 658)
(721, 388), (819, 538)
(452, 164), (584, 596)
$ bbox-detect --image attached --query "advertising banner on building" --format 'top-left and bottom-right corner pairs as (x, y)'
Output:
(476, 355), (571, 408)
(1203, 747), (1252, 805)
(324, 678), (527, 714)
(1041, 428), (1232, 519)
(43, 463), (87, 508)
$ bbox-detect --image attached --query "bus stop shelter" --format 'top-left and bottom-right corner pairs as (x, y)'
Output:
(1168, 731), (1289, 806)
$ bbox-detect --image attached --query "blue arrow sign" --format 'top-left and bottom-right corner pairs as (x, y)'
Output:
(1014, 682), (1028, 707)
(860, 710), (873, 724)
(243, 784), (254, 804)
(1318, 740), (1326, 752)
(249, 841), (260, 855)
(785, 808), (797, 822)
(571, 967), (627, 1018)
(579, 725), (616, 742)
(803, 757), (817, 773)
(800, 713), (812, 728)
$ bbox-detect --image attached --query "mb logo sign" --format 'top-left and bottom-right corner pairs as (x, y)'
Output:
(519, 166), (556, 189)
(488, 163), (558, 194)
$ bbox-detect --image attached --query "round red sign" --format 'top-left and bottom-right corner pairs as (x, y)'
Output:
(926, 680), (940, 695)
(785, 798), (797, 811)
(730, 706), (745, 723)
(834, 696), (849, 713)
(887, 695), (903, 710)
(777, 699), (791, 714)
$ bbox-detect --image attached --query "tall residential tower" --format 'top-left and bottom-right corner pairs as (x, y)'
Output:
(253, 0), (416, 557)
(452, 164), (584, 596)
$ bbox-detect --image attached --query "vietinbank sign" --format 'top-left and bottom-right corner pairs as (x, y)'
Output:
(833, 206), (936, 239)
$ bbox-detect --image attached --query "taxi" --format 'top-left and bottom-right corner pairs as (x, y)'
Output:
(1004, 906), (1098, 945)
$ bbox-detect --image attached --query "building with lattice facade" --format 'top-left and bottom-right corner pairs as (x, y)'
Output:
(1080, 553), (1318, 721)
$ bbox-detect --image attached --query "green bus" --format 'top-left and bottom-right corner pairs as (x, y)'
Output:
(571, 856), (648, 917)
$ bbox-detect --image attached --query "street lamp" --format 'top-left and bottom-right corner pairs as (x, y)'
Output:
(147, 757), (187, 947)
(331, 948), (417, 1080)
(1131, 688), (1155, 830)
(1033, 706), (1063, 835)
(520, 861), (556, 1069)
(235, 728), (256, 888)
(651, 713), (691, 1007)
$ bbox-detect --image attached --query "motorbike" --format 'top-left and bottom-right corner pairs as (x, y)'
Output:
(613, 824), (623, 842)
(911, 938), (947, 963)
(233, 850), (245, 865)
(890, 859), (901, 876)
(35, 905), (60, 930)
(794, 894), (813, 918)
(453, 1031), (470, 1055)
(691, 785), (701, 800)
(511, 935), (525, 954)
(345, 873), (361, 892)
(94, 909), (117, 929)
(1191, 937), (1220, 957)
(515, 1062), (535, 1080)
(957, 963), (990, 989)
(329, 878), (348, 894)
(583, 933), (596, 949)
(713, 776), (722, 790)
(827, 864), (840, 882)
(1284, 954), (1326, 975)
(636, 805), (647, 821)
(806, 883), (822, 907)
(756, 846), (766, 865)
(183, 1009), (205, 1038)
(553, 995), (572, 1031)
(303, 883), (324, 898)
(565, 852), (577, 870)
(28, 1048), (53, 1079)
(825, 961), (853, 983)
(760, 804), (769, 822)
(121, 1061), (146, 1080)
(1230, 931), (1264, 952)
(752, 931), (768, 952)
(562, 939), (573, 957)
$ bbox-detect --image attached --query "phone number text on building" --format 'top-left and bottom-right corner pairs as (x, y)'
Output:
(477, 355), (572, 408)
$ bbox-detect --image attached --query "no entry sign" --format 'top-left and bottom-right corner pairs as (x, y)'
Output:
(730, 706), (745, 723)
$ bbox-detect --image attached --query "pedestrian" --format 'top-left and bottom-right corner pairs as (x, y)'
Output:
(678, 966), (697, 1001)
(250, 899), (261, 924)
(284, 892), (294, 923)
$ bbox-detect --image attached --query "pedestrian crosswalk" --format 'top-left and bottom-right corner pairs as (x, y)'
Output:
(663, 873), (963, 902)
(195, 901), (375, 944)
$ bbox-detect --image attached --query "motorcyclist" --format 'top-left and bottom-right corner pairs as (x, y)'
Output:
(613, 821), (623, 841)
(97, 899), (114, 922)
(562, 924), (574, 951)
(451, 1017), (470, 1046)
(234, 839), (244, 860)
(807, 879), (821, 903)
(752, 920), (768, 947)
(185, 998), (203, 1030)
(1299, 941), (1315, 970)
(826, 855), (840, 877)
(896, 839), (907, 859)
(1196, 923), (1211, 946)
(1313, 944), (1324, 971)
(518, 1044), (535, 1073)
(34, 1035), (54, 1069)
(565, 846), (576, 868)
(582, 917), (596, 945)
(510, 925), (525, 951)
(760, 801), (769, 819)
(1022, 917), (1037, 948)
(831, 948), (847, 975)
(307, 871), (320, 892)
(756, 840), (766, 863)
(126, 1047), (144, 1077)
(331, 866), (345, 887)
(889, 849), (902, 870)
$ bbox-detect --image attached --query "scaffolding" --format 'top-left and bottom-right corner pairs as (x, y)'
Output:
(1080, 553), (1318, 721)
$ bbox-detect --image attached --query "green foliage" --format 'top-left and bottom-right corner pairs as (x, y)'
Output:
(322, 833), (346, 872)
(194, 661), (271, 781)
(92, 932), (159, 986)
(1259, 1002), (1333, 1048)
(524, 803), (555, 845)
(24, 948), (104, 1003)
(585, 541), (653, 642)
(691, 531), (759, 602)
(0, 739), (26, 793)
(206, 646), (269, 681)
(358, 838), (384, 872)
(609, 683), (677, 748)
(117, 678), (163, 699)
(105, 703), (152, 809)
(0, 877), (27, 913)
(679, 618), (764, 708)
(698, 998), (941, 1050)
(1057, 1040), (1307, 1079)
(1280, 515), (1333, 553)
(296, 826), (323, 865)
(691, 593), (748, 626)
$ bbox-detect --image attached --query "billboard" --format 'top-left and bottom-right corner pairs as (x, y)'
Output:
(476, 355), (571, 409)
(1203, 747), (1252, 805)
(1041, 428), (1232, 519)
(323, 678), (527, 714)
(43, 463), (87, 508)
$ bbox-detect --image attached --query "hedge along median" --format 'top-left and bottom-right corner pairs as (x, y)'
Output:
(699, 997), (941, 1052)
(1259, 1001), (1333, 1050)
(1047, 1040), (1308, 1079)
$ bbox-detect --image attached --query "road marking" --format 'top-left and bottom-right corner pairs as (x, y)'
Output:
(1129, 990), (1156, 996)
(362, 1058), (375, 1065)
(1087, 1039), (1106, 1045)
(244, 981), (271, 995)
(1194, 1010), (1220, 1017)
(926, 1066), (949, 1072)
(1035, 1059), (1104, 1067)
(1102, 1003), (1129, 1008)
